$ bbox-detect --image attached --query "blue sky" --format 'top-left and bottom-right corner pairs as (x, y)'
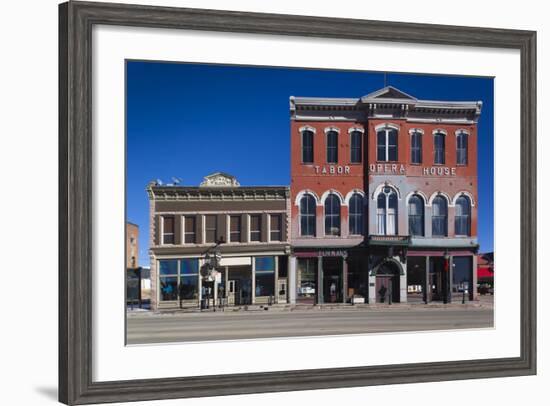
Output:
(127, 61), (494, 266)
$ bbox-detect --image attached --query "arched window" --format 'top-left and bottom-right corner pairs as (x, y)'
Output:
(434, 132), (446, 164)
(410, 131), (422, 164)
(350, 130), (363, 163)
(377, 126), (398, 162)
(455, 196), (471, 236)
(349, 193), (364, 235)
(326, 130), (338, 163)
(301, 129), (314, 164)
(456, 131), (468, 165)
(408, 195), (425, 236)
(432, 196), (448, 236)
(324, 194), (341, 236)
(299, 194), (316, 237)
(377, 187), (398, 235)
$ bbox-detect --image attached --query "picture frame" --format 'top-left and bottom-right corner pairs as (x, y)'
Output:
(59, 1), (537, 404)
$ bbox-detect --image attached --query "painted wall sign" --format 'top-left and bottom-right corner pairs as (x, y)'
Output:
(368, 164), (457, 176)
(314, 165), (351, 175)
(422, 167), (457, 176)
(369, 164), (406, 174)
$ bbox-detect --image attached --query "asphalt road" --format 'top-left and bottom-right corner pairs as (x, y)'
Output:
(126, 307), (493, 344)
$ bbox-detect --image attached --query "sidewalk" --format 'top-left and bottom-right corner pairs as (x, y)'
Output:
(127, 296), (493, 316)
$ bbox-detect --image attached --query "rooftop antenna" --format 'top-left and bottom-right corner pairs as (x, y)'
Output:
(171, 177), (181, 185)
(156, 179), (163, 186)
(384, 72), (388, 87)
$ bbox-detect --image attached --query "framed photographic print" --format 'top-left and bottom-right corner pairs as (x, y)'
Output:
(59, 1), (536, 404)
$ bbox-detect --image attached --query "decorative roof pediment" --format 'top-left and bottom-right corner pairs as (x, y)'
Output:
(200, 172), (240, 188)
(361, 86), (417, 102)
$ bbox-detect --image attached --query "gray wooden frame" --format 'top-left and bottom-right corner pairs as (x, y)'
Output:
(59, 1), (537, 404)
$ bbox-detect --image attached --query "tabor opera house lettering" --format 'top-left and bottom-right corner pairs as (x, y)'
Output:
(369, 164), (457, 176)
(314, 165), (351, 175)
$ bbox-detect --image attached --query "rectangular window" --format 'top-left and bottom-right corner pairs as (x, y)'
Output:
(205, 215), (217, 243)
(229, 215), (241, 243)
(162, 216), (175, 244)
(377, 128), (398, 161)
(377, 131), (386, 161)
(184, 216), (196, 244)
(158, 259), (178, 301)
(326, 130), (338, 163)
(457, 133), (468, 165)
(179, 258), (199, 300)
(302, 130), (314, 163)
(387, 129), (398, 161)
(350, 131), (362, 163)
(434, 133), (446, 164)
(250, 214), (261, 242)
(270, 214), (282, 241)
(411, 132), (422, 164)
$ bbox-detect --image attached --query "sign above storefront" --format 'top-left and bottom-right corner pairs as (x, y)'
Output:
(313, 165), (351, 175)
(294, 250), (348, 258)
(368, 164), (457, 176)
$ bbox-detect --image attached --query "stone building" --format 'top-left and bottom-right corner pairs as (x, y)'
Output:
(147, 172), (290, 310)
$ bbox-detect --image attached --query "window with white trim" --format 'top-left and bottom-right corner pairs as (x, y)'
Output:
(302, 129), (314, 163)
(205, 215), (217, 243)
(324, 194), (341, 236)
(456, 131), (468, 165)
(349, 193), (364, 235)
(184, 216), (196, 244)
(250, 214), (262, 242)
(434, 132), (446, 164)
(270, 214), (282, 241)
(162, 216), (175, 244)
(326, 130), (338, 163)
(432, 196), (448, 236)
(377, 187), (398, 235)
(229, 215), (241, 243)
(408, 195), (424, 236)
(410, 130), (422, 164)
(454, 196), (471, 236)
(350, 130), (362, 163)
(299, 195), (316, 237)
(377, 126), (398, 162)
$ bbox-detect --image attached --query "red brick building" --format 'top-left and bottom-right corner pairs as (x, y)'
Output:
(289, 86), (481, 304)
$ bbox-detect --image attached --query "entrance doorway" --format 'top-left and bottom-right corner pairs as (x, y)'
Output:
(375, 261), (400, 303)
(429, 257), (447, 302)
(228, 266), (252, 305)
(323, 257), (343, 303)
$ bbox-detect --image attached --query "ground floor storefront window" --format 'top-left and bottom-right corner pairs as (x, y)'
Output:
(407, 256), (426, 303)
(297, 258), (316, 304)
(255, 256), (275, 298)
(452, 256), (473, 301)
(347, 256), (368, 301)
(158, 258), (199, 303)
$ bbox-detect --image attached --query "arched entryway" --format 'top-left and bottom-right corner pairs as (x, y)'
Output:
(375, 261), (401, 303)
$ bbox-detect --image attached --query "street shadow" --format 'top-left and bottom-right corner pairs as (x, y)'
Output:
(35, 386), (58, 401)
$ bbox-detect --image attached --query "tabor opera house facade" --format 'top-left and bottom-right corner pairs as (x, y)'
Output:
(147, 86), (482, 309)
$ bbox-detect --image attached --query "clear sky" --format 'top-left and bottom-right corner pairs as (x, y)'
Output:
(127, 61), (494, 267)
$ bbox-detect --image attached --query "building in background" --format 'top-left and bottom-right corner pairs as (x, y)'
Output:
(289, 86), (481, 304)
(126, 222), (139, 269)
(477, 252), (494, 294)
(147, 173), (290, 310)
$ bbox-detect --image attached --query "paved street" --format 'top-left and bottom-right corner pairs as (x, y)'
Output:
(126, 306), (493, 344)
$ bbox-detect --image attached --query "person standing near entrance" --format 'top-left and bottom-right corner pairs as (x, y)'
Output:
(378, 284), (387, 303)
(330, 282), (336, 303)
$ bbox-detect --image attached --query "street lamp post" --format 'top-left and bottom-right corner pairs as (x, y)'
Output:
(443, 249), (450, 305)
(202, 237), (225, 310)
